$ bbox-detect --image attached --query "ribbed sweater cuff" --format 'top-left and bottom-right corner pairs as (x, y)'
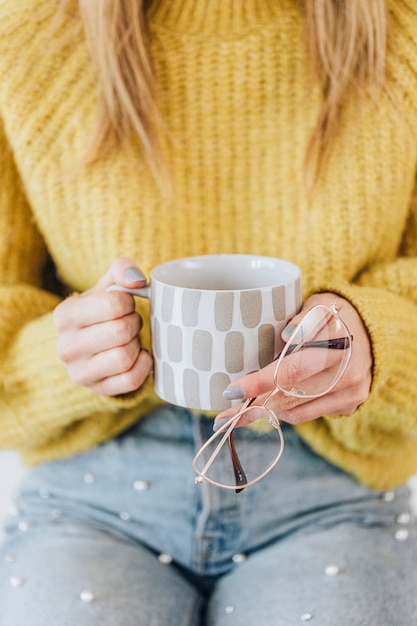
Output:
(296, 279), (417, 488)
(305, 279), (415, 407)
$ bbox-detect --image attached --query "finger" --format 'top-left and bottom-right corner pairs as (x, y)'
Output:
(215, 388), (307, 425)
(223, 333), (350, 408)
(54, 290), (137, 330)
(68, 335), (142, 387)
(216, 383), (360, 430)
(57, 312), (142, 361)
(272, 387), (363, 425)
(222, 360), (278, 403)
(275, 349), (350, 398)
(90, 349), (154, 396)
(220, 357), (322, 406)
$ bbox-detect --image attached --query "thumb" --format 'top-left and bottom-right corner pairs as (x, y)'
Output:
(88, 257), (147, 294)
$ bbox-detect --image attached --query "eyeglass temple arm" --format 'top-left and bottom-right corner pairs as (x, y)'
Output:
(228, 430), (248, 494)
(284, 335), (352, 356)
(227, 397), (257, 493)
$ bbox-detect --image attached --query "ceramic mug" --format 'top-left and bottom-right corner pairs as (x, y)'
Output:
(108, 254), (302, 411)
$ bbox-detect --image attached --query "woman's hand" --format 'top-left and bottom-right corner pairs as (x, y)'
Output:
(53, 257), (153, 396)
(215, 293), (373, 427)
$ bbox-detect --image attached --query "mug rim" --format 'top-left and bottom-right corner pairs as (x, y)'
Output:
(149, 254), (301, 292)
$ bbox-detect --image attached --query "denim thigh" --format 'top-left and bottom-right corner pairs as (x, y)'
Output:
(1, 406), (416, 625)
(0, 522), (204, 626)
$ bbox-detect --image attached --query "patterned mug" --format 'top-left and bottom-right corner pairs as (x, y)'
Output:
(108, 254), (302, 411)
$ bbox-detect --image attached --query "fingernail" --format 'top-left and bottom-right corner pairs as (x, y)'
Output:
(222, 386), (245, 400)
(213, 417), (231, 432)
(282, 324), (297, 339)
(283, 324), (305, 341)
(124, 267), (146, 283)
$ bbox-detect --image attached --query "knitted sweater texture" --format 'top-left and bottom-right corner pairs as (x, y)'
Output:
(1, 0), (417, 488)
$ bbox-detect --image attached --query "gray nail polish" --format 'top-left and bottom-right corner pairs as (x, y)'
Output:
(213, 417), (231, 432)
(124, 267), (146, 283)
(282, 324), (297, 339)
(222, 386), (245, 400)
(283, 324), (305, 341)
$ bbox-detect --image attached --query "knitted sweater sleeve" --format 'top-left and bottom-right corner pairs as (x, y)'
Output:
(296, 184), (417, 489)
(0, 119), (161, 465)
(294, 4), (417, 489)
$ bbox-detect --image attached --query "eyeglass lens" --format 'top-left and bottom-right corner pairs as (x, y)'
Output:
(194, 410), (283, 489)
(274, 304), (352, 398)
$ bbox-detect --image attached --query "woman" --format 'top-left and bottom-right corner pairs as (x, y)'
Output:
(0, 0), (416, 624)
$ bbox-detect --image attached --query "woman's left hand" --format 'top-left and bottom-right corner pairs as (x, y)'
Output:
(215, 293), (373, 427)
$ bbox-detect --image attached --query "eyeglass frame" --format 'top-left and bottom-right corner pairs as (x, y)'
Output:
(192, 302), (353, 492)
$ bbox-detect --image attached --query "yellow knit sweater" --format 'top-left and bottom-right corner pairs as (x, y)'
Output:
(0, 0), (417, 489)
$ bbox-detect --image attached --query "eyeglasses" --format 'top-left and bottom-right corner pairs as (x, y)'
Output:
(192, 303), (352, 492)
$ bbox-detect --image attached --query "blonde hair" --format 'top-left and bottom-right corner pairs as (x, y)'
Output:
(58, 0), (387, 187)
(305, 0), (387, 182)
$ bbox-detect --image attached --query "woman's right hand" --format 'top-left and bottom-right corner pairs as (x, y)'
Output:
(53, 257), (153, 396)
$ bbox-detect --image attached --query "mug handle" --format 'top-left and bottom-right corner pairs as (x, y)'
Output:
(106, 284), (151, 299)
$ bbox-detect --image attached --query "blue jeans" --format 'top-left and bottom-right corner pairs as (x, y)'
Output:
(1, 406), (416, 625)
